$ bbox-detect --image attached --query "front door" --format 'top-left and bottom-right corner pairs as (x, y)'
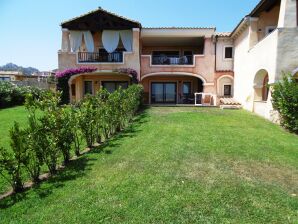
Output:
(151, 82), (177, 104)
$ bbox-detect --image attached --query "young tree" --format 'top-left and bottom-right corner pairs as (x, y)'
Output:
(271, 73), (298, 133)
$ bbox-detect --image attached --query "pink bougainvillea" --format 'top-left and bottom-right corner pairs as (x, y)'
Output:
(113, 68), (138, 83)
(56, 67), (97, 79)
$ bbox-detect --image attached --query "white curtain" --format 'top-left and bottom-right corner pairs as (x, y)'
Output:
(102, 30), (120, 53)
(120, 30), (133, 52)
(83, 31), (94, 52)
(69, 31), (83, 52)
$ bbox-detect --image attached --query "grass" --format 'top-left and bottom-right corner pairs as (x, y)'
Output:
(0, 106), (297, 223)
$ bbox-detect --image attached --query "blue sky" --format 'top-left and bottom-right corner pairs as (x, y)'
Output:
(0, 0), (259, 71)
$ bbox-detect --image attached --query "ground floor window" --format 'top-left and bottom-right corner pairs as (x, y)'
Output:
(84, 81), (93, 95)
(224, 85), (232, 96)
(0, 77), (11, 81)
(71, 84), (76, 96)
(102, 81), (128, 93)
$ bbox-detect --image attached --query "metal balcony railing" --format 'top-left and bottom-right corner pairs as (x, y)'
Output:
(78, 52), (123, 63)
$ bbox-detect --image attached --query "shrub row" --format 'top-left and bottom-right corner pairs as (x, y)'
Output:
(0, 84), (143, 193)
(0, 82), (44, 108)
(271, 73), (298, 134)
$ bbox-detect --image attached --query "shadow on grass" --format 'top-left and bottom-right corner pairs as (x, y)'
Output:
(0, 156), (95, 209)
(90, 109), (149, 155)
(0, 108), (149, 209)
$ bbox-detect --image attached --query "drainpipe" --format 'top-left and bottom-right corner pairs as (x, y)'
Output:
(214, 35), (218, 72)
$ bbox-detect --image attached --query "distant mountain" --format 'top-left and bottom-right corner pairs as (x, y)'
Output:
(0, 63), (40, 75)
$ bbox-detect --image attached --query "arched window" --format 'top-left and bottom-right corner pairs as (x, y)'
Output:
(262, 74), (269, 101)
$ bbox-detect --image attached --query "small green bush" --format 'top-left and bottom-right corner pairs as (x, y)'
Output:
(0, 122), (27, 193)
(271, 73), (298, 134)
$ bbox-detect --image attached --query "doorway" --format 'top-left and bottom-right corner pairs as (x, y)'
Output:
(151, 82), (177, 104)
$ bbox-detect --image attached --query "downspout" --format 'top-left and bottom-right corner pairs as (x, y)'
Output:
(214, 35), (218, 72)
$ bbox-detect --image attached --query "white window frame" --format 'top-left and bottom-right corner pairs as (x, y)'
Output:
(223, 45), (234, 60)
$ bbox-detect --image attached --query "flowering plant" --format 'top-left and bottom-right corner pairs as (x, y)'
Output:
(56, 67), (97, 79)
(113, 68), (138, 83)
(56, 67), (97, 104)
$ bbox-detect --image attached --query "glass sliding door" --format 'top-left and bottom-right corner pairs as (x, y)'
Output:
(151, 83), (164, 103)
(151, 82), (177, 104)
(164, 83), (176, 103)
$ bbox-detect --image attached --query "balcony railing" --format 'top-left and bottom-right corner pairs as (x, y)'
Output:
(152, 55), (193, 65)
(78, 52), (123, 63)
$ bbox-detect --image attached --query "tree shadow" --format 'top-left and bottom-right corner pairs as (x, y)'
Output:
(0, 156), (94, 209)
(90, 109), (150, 155)
(0, 108), (150, 209)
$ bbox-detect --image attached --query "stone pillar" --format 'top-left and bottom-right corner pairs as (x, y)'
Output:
(132, 28), (141, 81)
(61, 28), (70, 52)
(248, 17), (259, 49)
(75, 76), (83, 101)
(278, 0), (297, 28)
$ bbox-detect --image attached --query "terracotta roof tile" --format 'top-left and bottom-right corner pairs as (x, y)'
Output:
(215, 32), (231, 37)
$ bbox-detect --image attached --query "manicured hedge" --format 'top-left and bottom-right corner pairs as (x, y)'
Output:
(0, 84), (143, 193)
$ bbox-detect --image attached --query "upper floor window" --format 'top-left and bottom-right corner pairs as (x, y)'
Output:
(224, 46), (233, 59)
(265, 26), (276, 36)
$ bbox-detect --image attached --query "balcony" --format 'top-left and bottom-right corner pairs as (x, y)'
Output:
(78, 51), (123, 63)
(152, 55), (193, 65)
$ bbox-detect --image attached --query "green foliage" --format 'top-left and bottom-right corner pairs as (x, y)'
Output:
(0, 82), (44, 109)
(69, 106), (83, 156)
(1, 107), (298, 223)
(271, 73), (298, 134)
(0, 122), (26, 192)
(0, 84), (143, 193)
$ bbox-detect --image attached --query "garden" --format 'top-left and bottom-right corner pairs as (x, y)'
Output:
(0, 72), (297, 223)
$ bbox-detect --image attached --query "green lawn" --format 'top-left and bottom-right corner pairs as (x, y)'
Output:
(0, 106), (297, 223)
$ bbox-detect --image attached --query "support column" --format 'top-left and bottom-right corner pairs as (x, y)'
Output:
(248, 17), (259, 49)
(132, 28), (141, 81)
(61, 28), (70, 52)
(278, 0), (297, 28)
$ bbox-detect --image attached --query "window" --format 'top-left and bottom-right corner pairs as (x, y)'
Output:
(224, 85), (232, 96)
(84, 81), (93, 95)
(152, 51), (180, 57)
(102, 81), (128, 93)
(182, 82), (191, 95)
(224, 47), (233, 59)
(0, 77), (11, 81)
(152, 51), (180, 65)
(265, 26), (276, 35)
(71, 84), (76, 96)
